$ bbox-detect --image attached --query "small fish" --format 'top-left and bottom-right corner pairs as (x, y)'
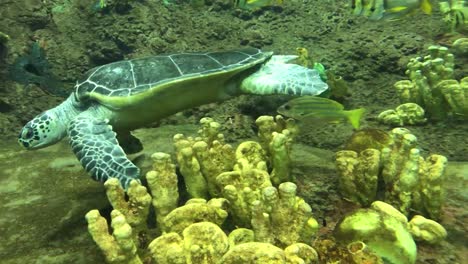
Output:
(277, 96), (366, 129)
(351, 0), (432, 20)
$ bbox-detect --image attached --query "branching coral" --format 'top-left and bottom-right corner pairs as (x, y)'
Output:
(86, 167), (318, 263)
(85, 116), (321, 263)
(335, 148), (380, 206)
(86, 209), (142, 264)
(255, 115), (297, 185)
(85, 116), (451, 264)
(391, 45), (468, 120)
(172, 115), (297, 200)
(436, 77), (468, 119)
(145, 152), (179, 230)
(336, 128), (448, 219)
(173, 117), (236, 198)
(250, 182), (319, 247)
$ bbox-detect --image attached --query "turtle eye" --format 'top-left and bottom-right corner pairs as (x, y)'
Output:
(21, 127), (35, 139)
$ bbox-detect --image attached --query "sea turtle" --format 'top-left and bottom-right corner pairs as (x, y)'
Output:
(18, 48), (328, 189)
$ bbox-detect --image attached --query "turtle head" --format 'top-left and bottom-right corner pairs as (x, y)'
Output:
(18, 110), (67, 149)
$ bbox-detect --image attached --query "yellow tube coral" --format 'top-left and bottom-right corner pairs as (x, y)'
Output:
(148, 222), (229, 264)
(162, 198), (228, 234)
(335, 149), (380, 206)
(104, 179), (151, 239)
(145, 152), (179, 229)
(251, 182), (319, 247)
(85, 210), (142, 264)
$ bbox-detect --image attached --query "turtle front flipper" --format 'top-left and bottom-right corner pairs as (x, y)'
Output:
(240, 61), (328, 96)
(67, 116), (140, 190)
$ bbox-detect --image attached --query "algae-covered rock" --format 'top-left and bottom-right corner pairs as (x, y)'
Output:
(408, 215), (447, 244)
(334, 201), (417, 264)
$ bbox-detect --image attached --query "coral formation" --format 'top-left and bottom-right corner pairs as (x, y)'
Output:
(436, 77), (468, 119)
(149, 222), (229, 264)
(216, 145), (272, 227)
(103, 179), (151, 237)
(346, 241), (384, 264)
(220, 241), (318, 263)
(336, 128), (448, 219)
(255, 115), (297, 185)
(393, 45), (468, 120)
(377, 102), (427, 126)
(85, 117), (452, 264)
(145, 152), (179, 229)
(86, 116), (321, 263)
(335, 148), (380, 206)
(86, 209), (142, 264)
(335, 201), (417, 264)
(249, 182), (319, 247)
(87, 175), (318, 263)
(439, 0), (468, 32)
(344, 128), (393, 153)
(173, 117), (236, 198)
(173, 115), (297, 200)
(335, 201), (448, 264)
(162, 198), (229, 234)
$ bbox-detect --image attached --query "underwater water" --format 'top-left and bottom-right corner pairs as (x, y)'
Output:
(0, 0), (467, 263)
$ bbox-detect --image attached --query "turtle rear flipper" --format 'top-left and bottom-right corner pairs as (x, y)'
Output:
(67, 116), (140, 190)
(240, 61), (328, 96)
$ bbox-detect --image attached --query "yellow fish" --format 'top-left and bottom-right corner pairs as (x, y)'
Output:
(277, 96), (366, 129)
(351, 0), (432, 20)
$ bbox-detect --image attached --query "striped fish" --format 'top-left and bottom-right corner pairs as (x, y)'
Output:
(277, 96), (366, 129)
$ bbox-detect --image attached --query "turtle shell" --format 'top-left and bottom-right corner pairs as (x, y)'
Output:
(74, 48), (271, 106)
